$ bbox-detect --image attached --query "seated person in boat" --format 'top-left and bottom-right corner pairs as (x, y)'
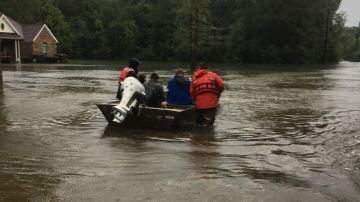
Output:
(167, 69), (192, 105)
(116, 58), (141, 99)
(144, 73), (167, 108)
(137, 73), (146, 84)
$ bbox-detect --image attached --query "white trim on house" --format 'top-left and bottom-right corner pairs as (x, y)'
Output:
(14, 40), (18, 59)
(33, 24), (59, 43)
(0, 14), (21, 35)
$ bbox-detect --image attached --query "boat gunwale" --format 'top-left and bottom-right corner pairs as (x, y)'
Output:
(96, 101), (196, 129)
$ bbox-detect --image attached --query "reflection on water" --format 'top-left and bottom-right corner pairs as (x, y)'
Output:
(0, 62), (360, 201)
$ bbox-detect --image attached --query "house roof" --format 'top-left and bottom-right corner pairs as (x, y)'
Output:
(22, 24), (44, 41)
(5, 15), (23, 37)
(0, 13), (58, 43)
(0, 32), (23, 39)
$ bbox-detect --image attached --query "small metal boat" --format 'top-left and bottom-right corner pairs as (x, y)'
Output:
(97, 101), (196, 129)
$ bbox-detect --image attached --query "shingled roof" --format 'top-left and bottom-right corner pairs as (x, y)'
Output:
(0, 13), (58, 43)
(0, 32), (23, 39)
(5, 15), (23, 37)
(21, 24), (44, 41)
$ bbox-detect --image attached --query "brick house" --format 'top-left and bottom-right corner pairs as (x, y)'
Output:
(0, 12), (59, 63)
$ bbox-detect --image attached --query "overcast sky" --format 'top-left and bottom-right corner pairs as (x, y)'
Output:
(339, 0), (360, 27)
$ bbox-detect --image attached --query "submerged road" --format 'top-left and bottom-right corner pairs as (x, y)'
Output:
(0, 62), (359, 201)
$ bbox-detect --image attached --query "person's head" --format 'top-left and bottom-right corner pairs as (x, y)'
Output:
(175, 69), (185, 77)
(150, 72), (159, 82)
(197, 62), (208, 70)
(137, 74), (146, 84)
(174, 69), (186, 86)
(129, 58), (141, 71)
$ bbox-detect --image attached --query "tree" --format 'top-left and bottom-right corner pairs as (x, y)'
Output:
(175, 0), (212, 69)
(0, 0), (347, 64)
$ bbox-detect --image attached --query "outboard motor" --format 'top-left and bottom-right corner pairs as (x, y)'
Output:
(112, 77), (146, 123)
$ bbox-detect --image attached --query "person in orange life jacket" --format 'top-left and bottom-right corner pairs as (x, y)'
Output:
(190, 62), (224, 126)
(144, 73), (167, 109)
(167, 69), (192, 105)
(116, 58), (141, 99)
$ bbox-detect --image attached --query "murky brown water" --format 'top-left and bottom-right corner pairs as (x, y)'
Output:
(0, 62), (359, 201)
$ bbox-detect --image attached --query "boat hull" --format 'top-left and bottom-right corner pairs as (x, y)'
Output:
(97, 101), (196, 129)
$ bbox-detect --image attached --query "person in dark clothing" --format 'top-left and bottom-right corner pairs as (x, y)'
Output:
(117, 58), (141, 99)
(167, 69), (192, 105)
(137, 74), (146, 84)
(118, 58), (140, 82)
(143, 73), (167, 108)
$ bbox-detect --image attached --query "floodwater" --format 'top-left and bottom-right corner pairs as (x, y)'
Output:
(0, 61), (359, 202)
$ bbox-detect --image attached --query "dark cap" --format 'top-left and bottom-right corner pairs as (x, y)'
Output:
(129, 58), (141, 68)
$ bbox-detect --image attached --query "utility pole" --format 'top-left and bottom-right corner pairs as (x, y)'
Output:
(322, 8), (330, 64)
(356, 21), (360, 51)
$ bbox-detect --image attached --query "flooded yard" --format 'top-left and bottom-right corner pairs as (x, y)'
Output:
(0, 62), (359, 201)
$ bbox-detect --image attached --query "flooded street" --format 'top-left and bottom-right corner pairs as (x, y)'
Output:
(0, 62), (360, 201)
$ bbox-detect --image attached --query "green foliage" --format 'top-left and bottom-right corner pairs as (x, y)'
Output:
(352, 51), (360, 61)
(175, 0), (212, 63)
(227, 19), (245, 63)
(341, 24), (360, 61)
(0, 0), (348, 64)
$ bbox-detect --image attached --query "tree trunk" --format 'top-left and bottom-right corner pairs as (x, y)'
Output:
(322, 8), (330, 64)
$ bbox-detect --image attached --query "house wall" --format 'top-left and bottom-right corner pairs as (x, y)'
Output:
(32, 28), (57, 57)
(20, 41), (33, 59)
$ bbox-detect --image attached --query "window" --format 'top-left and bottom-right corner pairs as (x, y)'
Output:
(0, 23), (4, 30)
(42, 42), (48, 56)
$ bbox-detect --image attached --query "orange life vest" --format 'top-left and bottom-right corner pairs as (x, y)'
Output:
(118, 67), (135, 82)
(191, 71), (220, 96)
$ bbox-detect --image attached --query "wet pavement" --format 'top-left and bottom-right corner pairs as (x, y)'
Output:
(0, 62), (359, 201)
